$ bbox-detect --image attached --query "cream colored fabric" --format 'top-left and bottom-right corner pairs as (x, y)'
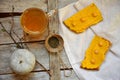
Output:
(59, 0), (120, 80)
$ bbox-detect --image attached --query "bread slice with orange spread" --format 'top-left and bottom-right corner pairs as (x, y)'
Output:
(81, 35), (111, 70)
(63, 3), (103, 33)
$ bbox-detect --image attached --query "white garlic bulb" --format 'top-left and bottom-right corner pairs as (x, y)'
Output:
(10, 49), (36, 75)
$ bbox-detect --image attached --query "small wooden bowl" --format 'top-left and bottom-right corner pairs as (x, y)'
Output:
(45, 34), (64, 53)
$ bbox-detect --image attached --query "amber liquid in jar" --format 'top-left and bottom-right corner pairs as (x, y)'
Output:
(21, 8), (48, 40)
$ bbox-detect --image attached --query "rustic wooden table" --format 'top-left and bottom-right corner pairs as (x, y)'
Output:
(0, 0), (79, 80)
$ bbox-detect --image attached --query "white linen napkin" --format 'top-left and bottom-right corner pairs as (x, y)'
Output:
(59, 0), (120, 80)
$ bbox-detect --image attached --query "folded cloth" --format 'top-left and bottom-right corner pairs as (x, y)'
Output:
(59, 0), (120, 80)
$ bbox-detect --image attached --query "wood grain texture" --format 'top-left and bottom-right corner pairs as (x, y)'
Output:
(0, 0), (79, 80)
(0, 71), (79, 80)
(0, 17), (48, 44)
(47, 1), (59, 34)
(0, 0), (47, 12)
(0, 0), (77, 12)
(49, 52), (61, 80)
(47, 0), (61, 80)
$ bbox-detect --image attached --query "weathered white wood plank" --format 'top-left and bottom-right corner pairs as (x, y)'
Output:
(0, 72), (49, 80)
(47, 0), (62, 80)
(0, 71), (79, 80)
(0, 45), (49, 74)
(0, 43), (72, 74)
(0, 0), (77, 12)
(0, 17), (48, 44)
(58, 0), (78, 8)
(0, 0), (47, 12)
(0, 45), (13, 74)
(28, 43), (50, 69)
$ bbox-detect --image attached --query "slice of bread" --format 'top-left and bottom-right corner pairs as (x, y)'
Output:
(81, 36), (111, 70)
(64, 3), (103, 33)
